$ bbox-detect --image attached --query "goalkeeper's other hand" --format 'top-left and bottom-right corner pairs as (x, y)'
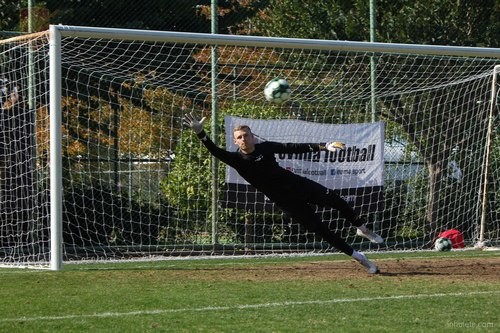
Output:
(325, 141), (346, 151)
(183, 112), (207, 134)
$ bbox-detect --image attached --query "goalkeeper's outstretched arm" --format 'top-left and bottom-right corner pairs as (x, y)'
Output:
(183, 112), (240, 166)
(184, 112), (347, 154)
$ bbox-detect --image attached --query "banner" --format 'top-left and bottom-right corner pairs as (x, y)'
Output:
(222, 116), (384, 213)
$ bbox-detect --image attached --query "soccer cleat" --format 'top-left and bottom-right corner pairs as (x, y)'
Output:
(356, 227), (384, 244)
(354, 252), (380, 274)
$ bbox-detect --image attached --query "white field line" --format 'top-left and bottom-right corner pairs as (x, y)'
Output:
(1, 290), (498, 323)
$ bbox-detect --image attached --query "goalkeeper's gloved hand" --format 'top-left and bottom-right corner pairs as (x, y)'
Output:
(183, 112), (207, 134)
(325, 141), (346, 151)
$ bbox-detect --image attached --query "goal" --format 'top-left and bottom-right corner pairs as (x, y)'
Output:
(1, 25), (499, 269)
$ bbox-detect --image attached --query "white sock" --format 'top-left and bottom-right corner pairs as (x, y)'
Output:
(351, 250), (365, 261)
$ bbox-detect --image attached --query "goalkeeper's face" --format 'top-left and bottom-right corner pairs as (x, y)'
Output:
(233, 127), (255, 154)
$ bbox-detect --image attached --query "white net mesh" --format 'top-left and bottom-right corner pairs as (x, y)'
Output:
(0, 33), (51, 266)
(1, 28), (499, 266)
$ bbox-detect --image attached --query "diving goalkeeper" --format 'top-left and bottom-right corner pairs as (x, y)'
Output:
(184, 112), (383, 274)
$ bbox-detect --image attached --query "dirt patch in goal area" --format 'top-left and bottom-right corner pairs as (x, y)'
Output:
(172, 256), (499, 283)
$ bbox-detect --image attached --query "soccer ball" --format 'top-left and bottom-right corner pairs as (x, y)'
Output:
(434, 237), (452, 251)
(264, 78), (291, 104)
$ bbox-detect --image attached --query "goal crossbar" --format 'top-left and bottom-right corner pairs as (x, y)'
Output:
(53, 25), (500, 58)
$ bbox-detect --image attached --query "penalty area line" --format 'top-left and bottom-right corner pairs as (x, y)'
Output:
(1, 290), (498, 323)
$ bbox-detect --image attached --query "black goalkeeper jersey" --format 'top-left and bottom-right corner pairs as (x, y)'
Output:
(197, 130), (324, 203)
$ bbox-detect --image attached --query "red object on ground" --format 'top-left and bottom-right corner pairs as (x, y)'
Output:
(438, 229), (465, 248)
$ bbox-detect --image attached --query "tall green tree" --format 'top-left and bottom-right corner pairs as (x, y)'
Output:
(253, 0), (499, 238)
(254, 0), (499, 47)
(253, 0), (368, 40)
(378, 0), (500, 47)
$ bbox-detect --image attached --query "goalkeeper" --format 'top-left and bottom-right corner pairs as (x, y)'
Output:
(184, 112), (382, 274)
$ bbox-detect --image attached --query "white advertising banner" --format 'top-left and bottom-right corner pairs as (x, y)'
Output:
(223, 116), (384, 212)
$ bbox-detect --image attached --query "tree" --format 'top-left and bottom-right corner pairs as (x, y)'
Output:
(252, 0), (499, 239)
(45, 0), (210, 32)
(44, 0), (266, 34)
(376, 0), (500, 47)
(27, 0), (266, 172)
(0, 1), (21, 32)
(253, 0), (368, 40)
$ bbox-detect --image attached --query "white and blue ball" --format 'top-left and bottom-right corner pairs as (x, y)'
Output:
(264, 78), (291, 104)
(434, 237), (452, 251)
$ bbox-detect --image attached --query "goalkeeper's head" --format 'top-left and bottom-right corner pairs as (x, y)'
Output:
(233, 125), (256, 154)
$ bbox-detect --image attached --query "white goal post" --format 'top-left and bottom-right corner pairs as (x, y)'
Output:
(0, 25), (499, 270)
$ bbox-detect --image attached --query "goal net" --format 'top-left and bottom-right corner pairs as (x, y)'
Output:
(1, 26), (499, 269)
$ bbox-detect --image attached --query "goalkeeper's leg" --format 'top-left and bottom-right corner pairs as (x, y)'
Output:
(305, 183), (384, 244)
(276, 201), (379, 274)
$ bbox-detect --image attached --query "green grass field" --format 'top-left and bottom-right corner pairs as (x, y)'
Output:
(0, 250), (498, 333)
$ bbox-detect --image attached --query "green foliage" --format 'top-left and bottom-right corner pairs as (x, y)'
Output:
(3, 0), (499, 47)
(161, 130), (213, 222)
(487, 123), (500, 239)
(161, 101), (295, 241)
(254, 0), (368, 40)
(254, 0), (497, 234)
(254, 0), (500, 47)
(393, 174), (429, 239)
(395, 223), (426, 239)
(62, 184), (171, 248)
(379, 0), (500, 47)
(0, 1), (21, 31)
